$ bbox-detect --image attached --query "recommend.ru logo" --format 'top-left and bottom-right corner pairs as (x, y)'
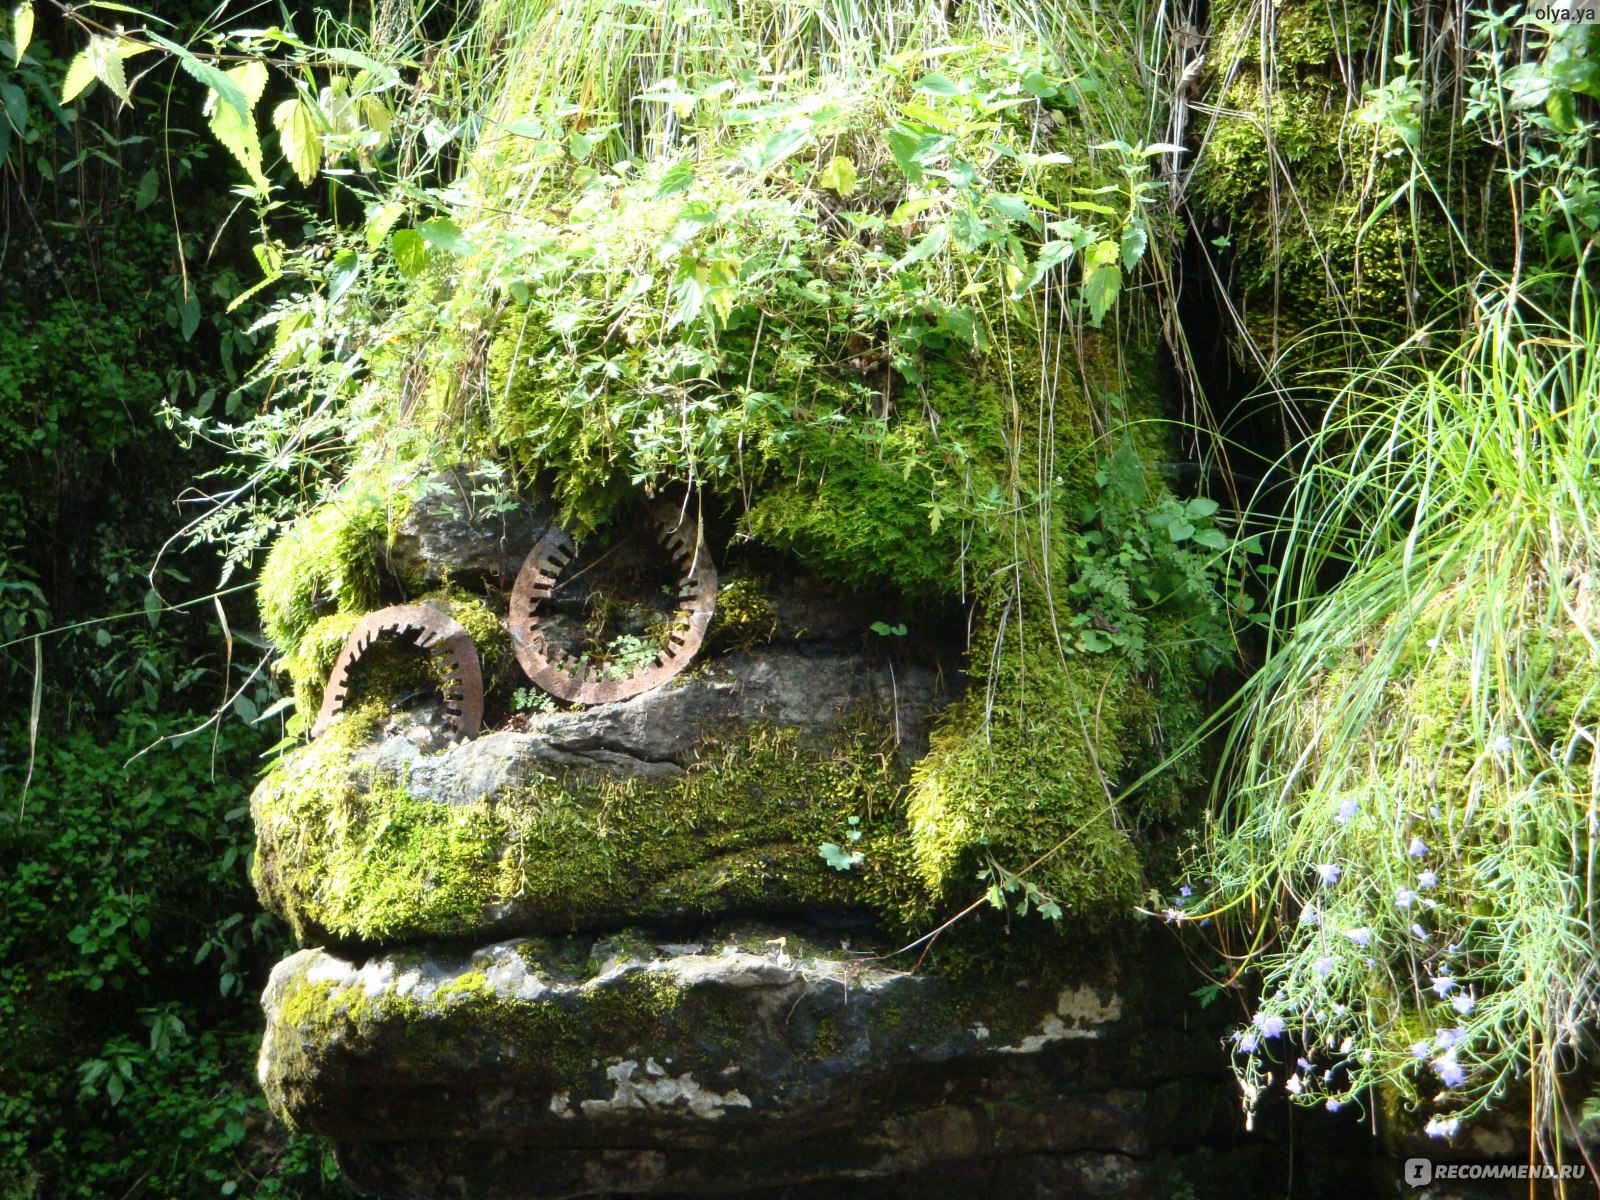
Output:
(1406, 1159), (1588, 1187)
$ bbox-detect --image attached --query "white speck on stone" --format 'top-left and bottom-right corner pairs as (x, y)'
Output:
(993, 986), (1123, 1053)
(971, 1023), (990, 1041)
(645, 1057), (666, 1077)
(549, 1091), (574, 1118)
(577, 1059), (753, 1119)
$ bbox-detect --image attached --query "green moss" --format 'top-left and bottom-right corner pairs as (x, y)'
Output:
(705, 576), (776, 655)
(259, 482), (391, 657)
(281, 611), (362, 721)
(263, 953), (715, 1121)
(252, 703), (943, 943)
(906, 592), (1143, 922)
(1188, 0), (1503, 361)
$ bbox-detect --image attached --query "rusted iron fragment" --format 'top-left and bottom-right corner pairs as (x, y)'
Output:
(509, 502), (717, 705)
(311, 604), (484, 741)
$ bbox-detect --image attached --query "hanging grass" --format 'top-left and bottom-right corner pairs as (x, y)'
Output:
(1190, 271), (1600, 1154)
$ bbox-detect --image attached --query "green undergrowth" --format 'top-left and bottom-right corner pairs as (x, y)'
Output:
(258, 481), (395, 659)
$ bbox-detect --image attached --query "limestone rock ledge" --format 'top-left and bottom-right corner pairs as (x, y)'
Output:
(260, 927), (1285, 1200)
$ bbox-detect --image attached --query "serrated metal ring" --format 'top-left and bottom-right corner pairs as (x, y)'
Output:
(508, 501), (716, 705)
(311, 604), (484, 741)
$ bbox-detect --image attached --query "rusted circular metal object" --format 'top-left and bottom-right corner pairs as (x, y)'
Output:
(311, 604), (484, 741)
(508, 502), (717, 705)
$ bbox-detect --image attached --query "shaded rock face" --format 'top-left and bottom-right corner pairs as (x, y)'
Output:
(388, 469), (553, 588)
(261, 927), (1360, 1200)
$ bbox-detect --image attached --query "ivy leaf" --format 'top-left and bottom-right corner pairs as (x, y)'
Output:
(272, 97), (323, 186)
(11, 2), (32, 64)
(817, 154), (857, 196)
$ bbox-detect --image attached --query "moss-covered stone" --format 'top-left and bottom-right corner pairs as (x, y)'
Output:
(252, 699), (939, 943)
(1188, 0), (1507, 363)
(259, 481), (393, 658)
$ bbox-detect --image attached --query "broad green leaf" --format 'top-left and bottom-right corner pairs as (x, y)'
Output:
(62, 51), (97, 103)
(391, 228), (430, 278)
(418, 217), (471, 256)
(654, 162), (694, 200)
(886, 127), (923, 181)
(86, 34), (130, 104)
(1020, 239), (1076, 292)
(179, 292), (200, 341)
(148, 33), (250, 128)
(1193, 528), (1229, 550)
(1120, 223), (1149, 271)
(1546, 88), (1578, 133)
(359, 95), (391, 147)
(206, 61), (269, 190)
(892, 222), (948, 271)
(319, 46), (399, 87)
(986, 193), (1036, 227)
(917, 72), (963, 96)
(1020, 70), (1058, 99)
(1, 81), (25, 134)
(754, 123), (810, 172)
(817, 155), (857, 195)
(328, 249), (360, 304)
(364, 200), (403, 249)
(133, 167), (157, 210)
(1081, 629), (1113, 652)
(1186, 497), (1220, 519)
(1082, 261), (1122, 327)
(1167, 518), (1195, 543)
(11, 2), (31, 64)
(272, 97), (322, 185)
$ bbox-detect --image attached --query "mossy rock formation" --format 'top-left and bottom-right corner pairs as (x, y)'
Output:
(247, 0), (1275, 1194)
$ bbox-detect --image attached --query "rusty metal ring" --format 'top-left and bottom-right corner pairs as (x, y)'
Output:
(508, 501), (717, 705)
(312, 604), (484, 741)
